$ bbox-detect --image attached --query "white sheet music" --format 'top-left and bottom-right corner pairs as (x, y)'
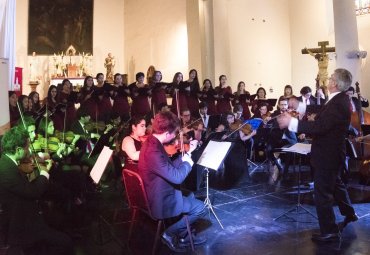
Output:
(90, 146), (113, 184)
(281, 143), (311, 155)
(197, 140), (232, 171)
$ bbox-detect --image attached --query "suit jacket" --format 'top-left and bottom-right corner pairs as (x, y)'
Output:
(298, 92), (350, 171)
(0, 155), (49, 246)
(138, 135), (192, 219)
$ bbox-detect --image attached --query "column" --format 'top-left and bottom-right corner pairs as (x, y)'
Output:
(332, 0), (362, 85)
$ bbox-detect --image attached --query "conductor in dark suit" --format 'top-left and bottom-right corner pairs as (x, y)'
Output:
(277, 68), (358, 242)
(0, 126), (74, 254)
(138, 111), (206, 252)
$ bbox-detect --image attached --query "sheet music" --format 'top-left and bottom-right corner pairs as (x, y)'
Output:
(197, 140), (232, 171)
(281, 143), (311, 155)
(90, 146), (113, 184)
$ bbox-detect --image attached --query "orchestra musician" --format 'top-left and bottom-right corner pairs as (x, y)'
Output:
(138, 111), (206, 252)
(0, 126), (74, 255)
(206, 112), (256, 187)
(278, 68), (358, 242)
(121, 116), (146, 172)
(346, 86), (369, 113)
(265, 97), (298, 182)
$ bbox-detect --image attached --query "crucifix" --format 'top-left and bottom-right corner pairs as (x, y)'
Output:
(302, 41), (335, 87)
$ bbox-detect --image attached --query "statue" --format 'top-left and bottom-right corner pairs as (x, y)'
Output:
(104, 53), (115, 83)
(305, 48), (329, 87)
(302, 41), (335, 87)
(29, 51), (39, 83)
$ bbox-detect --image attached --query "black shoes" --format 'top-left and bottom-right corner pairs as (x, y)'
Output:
(338, 213), (359, 232)
(161, 232), (186, 253)
(311, 232), (341, 243)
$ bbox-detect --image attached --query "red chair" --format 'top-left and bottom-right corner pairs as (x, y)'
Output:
(122, 169), (194, 254)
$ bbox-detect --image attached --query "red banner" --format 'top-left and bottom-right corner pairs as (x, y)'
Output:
(14, 67), (22, 96)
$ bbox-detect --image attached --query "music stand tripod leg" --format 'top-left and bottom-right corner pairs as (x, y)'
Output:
(274, 152), (317, 221)
(203, 168), (224, 229)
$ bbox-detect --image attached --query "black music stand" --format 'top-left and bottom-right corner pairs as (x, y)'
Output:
(274, 143), (317, 222)
(197, 140), (233, 229)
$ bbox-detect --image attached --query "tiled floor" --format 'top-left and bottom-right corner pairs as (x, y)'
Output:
(3, 163), (370, 255)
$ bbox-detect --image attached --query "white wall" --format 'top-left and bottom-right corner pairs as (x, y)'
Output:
(212, 0), (292, 99)
(124, 0), (188, 83)
(15, 0), (125, 99)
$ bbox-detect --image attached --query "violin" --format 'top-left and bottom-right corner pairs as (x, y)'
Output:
(229, 119), (252, 135)
(33, 135), (62, 154)
(54, 130), (76, 144)
(164, 132), (191, 156)
(85, 120), (106, 133)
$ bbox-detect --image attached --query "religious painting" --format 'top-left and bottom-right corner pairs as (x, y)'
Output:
(28, 0), (93, 55)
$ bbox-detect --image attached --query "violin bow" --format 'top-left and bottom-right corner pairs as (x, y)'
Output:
(175, 88), (185, 156)
(16, 101), (42, 174)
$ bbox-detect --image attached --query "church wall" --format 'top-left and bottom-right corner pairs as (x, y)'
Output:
(15, 0), (125, 99)
(289, 0), (336, 95)
(213, 0), (292, 99)
(124, 0), (188, 83)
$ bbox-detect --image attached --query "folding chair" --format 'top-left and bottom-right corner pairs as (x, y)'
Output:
(122, 169), (194, 254)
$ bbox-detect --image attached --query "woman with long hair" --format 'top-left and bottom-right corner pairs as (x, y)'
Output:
(198, 79), (217, 115)
(121, 116), (146, 172)
(233, 81), (251, 120)
(170, 72), (186, 115)
(184, 69), (200, 116)
(215, 75), (233, 114)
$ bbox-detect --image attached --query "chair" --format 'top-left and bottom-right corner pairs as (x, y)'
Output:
(122, 169), (194, 254)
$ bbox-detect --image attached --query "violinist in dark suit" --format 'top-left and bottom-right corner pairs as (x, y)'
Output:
(278, 68), (357, 243)
(0, 126), (73, 254)
(138, 111), (206, 252)
(266, 97), (297, 181)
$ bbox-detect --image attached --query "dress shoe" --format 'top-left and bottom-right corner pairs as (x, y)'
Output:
(339, 213), (359, 232)
(161, 232), (186, 253)
(178, 231), (207, 247)
(311, 232), (341, 243)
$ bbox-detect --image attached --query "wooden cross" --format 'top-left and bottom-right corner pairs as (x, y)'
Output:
(301, 41), (335, 54)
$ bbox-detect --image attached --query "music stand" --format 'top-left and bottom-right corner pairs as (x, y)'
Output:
(197, 140), (233, 229)
(274, 143), (317, 222)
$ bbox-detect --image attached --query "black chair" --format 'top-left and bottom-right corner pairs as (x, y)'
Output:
(122, 169), (194, 254)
